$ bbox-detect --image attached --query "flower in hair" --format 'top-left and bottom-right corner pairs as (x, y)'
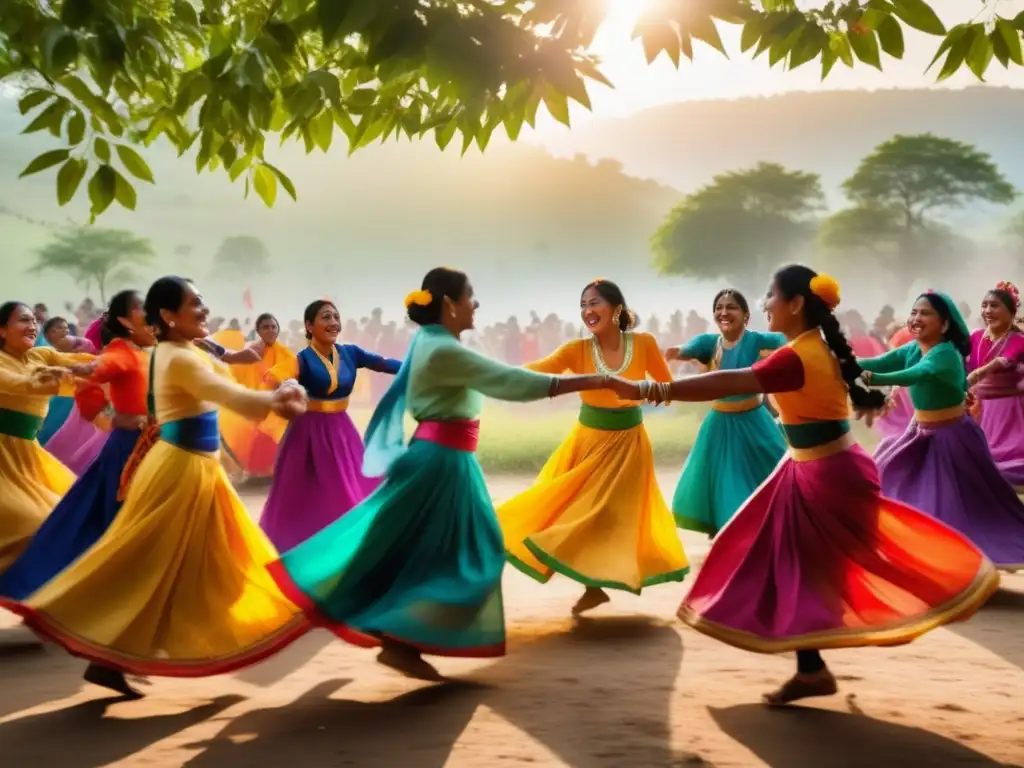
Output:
(809, 274), (841, 310)
(996, 281), (1021, 310)
(404, 289), (433, 309)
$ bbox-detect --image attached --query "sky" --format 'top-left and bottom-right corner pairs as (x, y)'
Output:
(531, 0), (1024, 140)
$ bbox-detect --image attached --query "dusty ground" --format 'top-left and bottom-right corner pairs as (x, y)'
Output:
(1, 471), (1023, 767)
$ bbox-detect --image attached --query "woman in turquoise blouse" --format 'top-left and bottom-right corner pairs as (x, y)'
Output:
(268, 267), (626, 681)
(669, 289), (787, 536)
(861, 291), (1024, 571)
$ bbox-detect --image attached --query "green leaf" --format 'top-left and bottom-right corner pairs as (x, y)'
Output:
(891, 0), (946, 35)
(876, 16), (905, 58)
(991, 28), (1011, 67)
(542, 84), (570, 126)
(115, 144), (154, 183)
(113, 170), (137, 211)
(936, 25), (975, 81)
(966, 27), (994, 80)
(56, 157), (87, 205)
(740, 19), (762, 52)
(252, 164), (277, 207)
(687, 13), (726, 55)
(788, 24), (825, 70)
(59, 75), (122, 134)
(821, 47), (837, 78)
(348, 88), (376, 108)
(19, 149), (70, 177)
(848, 28), (882, 69)
(435, 119), (457, 151)
(87, 164), (117, 217)
(94, 137), (111, 163)
(995, 18), (1023, 66)
(1014, 11), (1024, 31)
(18, 90), (52, 115)
(22, 101), (66, 135)
(262, 162), (297, 201)
(829, 32), (855, 67)
(927, 24), (969, 71)
(66, 110), (85, 145)
(311, 109), (334, 152)
(41, 25), (79, 73)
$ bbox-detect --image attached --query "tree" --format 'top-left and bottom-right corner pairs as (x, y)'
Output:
(210, 235), (272, 279)
(1006, 209), (1024, 258)
(821, 133), (1016, 286)
(650, 162), (824, 291)
(3, 0), (1023, 216)
(29, 227), (155, 303)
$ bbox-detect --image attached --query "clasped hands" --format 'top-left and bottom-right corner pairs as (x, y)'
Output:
(271, 379), (308, 419)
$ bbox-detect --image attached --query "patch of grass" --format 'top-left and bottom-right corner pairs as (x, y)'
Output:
(349, 402), (880, 476)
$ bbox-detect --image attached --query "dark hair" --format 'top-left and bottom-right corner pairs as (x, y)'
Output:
(407, 267), (469, 326)
(303, 300), (337, 340)
(917, 293), (971, 358)
(0, 302), (30, 350)
(144, 276), (192, 338)
(712, 288), (750, 316)
(103, 290), (140, 344)
(987, 288), (1019, 317)
(255, 312), (278, 329)
(773, 264), (885, 410)
(43, 316), (67, 335)
(580, 279), (638, 331)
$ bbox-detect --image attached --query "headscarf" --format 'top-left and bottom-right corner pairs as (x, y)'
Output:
(923, 290), (970, 342)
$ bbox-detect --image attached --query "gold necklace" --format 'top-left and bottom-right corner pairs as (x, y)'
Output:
(590, 332), (634, 375)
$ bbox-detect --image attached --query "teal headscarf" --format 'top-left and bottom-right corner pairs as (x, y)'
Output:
(922, 290), (970, 343)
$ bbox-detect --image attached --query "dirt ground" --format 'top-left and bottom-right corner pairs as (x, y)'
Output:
(1, 471), (1022, 767)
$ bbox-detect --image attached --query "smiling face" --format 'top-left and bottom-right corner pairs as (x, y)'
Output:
(445, 280), (479, 333)
(257, 317), (280, 345)
(44, 319), (69, 347)
(0, 304), (38, 355)
(981, 292), (1014, 333)
(160, 282), (210, 341)
(714, 292), (747, 336)
(580, 286), (616, 336)
(307, 303), (341, 345)
(908, 297), (945, 345)
(762, 280), (803, 336)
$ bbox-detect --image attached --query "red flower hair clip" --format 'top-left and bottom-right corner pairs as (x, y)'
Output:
(995, 281), (1021, 310)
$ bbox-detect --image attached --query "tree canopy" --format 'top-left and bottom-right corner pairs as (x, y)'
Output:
(210, 234), (272, 278)
(29, 227), (156, 302)
(650, 162), (824, 289)
(4, 0), (1024, 218)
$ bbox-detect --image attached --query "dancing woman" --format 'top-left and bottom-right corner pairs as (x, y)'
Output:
(613, 266), (998, 706)
(0, 291), (156, 600)
(967, 282), (1024, 489)
(35, 317), (82, 444)
(668, 289), (786, 537)
(874, 324), (915, 442)
(1, 277), (309, 697)
(259, 300), (400, 551)
(0, 302), (94, 575)
(268, 267), (620, 680)
(861, 291), (1024, 571)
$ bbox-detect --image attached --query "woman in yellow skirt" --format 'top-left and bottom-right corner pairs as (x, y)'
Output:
(1, 278), (310, 698)
(497, 279), (689, 615)
(0, 301), (94, 575)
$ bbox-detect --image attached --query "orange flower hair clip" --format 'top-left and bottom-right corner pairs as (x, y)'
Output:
(995, 281), (1021, 311)
(809, 273), (841, 311)
(404, 289), (433, 309)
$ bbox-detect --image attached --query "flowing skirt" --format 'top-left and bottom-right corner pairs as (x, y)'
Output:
(679, 444), (999, 652)
(875, 415), (1024, 571)
(0, 435), (74, 575)
(497, 422), (689, 593)
(37, 395), (74, 445)
(672, 406), (786, 536)
(260, 411), (381, 552)
(43, 405), (107, 476)
(875, 388), (913, 441)
(0, 428), (139, 600)
(219, 408), (285, 479)
(268, 439), (506, 657)
(0, 441), (309, 676)
(976, 395), (1024, 489)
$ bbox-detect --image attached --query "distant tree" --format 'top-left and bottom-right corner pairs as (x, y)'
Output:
(822, 134), (1016, 286)
(210, 236), (272, 279)
(650, 162), (825, 291)
(29, 228), (155, 304)
(1006, 209), (1024, 258)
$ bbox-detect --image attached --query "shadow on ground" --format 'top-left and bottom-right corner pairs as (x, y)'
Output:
(947, 586), (1024, 671)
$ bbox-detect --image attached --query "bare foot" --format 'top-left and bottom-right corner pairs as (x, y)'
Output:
(84, 663), (146, 699)
(572, 587), (610, 616)
(377, 643), (444, 682)
(762, 670), (838, 707)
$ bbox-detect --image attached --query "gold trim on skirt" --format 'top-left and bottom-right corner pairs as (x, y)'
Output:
(307, 397), (349, 413)
(711, 396), (763, 414)
(914, 404), (965, 423)
(788, 433), (854, 462)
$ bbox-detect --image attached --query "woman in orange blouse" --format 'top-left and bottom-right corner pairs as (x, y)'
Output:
(497, 279), (689, 616)
(0, 290), (156, 601)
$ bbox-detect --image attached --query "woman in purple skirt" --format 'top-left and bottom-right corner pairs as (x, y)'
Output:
(259, 300), (400, 551)
(967, 281), (1024, 491)
(861, 290), (1024, 572)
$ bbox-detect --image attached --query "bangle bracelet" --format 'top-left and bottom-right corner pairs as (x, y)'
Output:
(549, 378), (560, 397)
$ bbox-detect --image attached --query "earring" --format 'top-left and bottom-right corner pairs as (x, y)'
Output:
(612, 306), (622, 326)
(450, 309), (456, 318)
(169, 321), (176, 328)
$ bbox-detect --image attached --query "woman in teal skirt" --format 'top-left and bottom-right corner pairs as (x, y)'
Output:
(267, 267), (621, 681)
(669, 289), (787, 536)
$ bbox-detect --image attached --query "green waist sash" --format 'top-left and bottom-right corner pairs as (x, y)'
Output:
(781, 419), (850, 449)
(578, 404), (643, 431)
(0, 408), (44, 440)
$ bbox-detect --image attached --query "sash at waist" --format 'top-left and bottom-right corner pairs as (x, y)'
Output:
(0, 408), (43, 440)
(307, 397), (349, 413)
(712, 396), (763, 414)
(160, 412), (220, 452)
(974, 387), (1022, 401)
(914, 404), (965, 425)
(413, 419), (480, 452)
(780, 419), (850, 449)
(578, 404), (643, 431)
(789, 433), (854, 462)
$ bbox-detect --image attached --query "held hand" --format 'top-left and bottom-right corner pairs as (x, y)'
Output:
(68, 362), (97, 378)
(32, 365), (69, 385)
(993, 356), (1013, 370)
(860, 370), (873, 384)
(609, 376), (643, 400)
(664, 347), (681, 362)
(271, 384), (307, 419)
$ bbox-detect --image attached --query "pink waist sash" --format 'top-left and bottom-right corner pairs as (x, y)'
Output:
(413, 419), (480, 452)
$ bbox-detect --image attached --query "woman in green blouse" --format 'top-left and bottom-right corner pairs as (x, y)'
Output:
(860, 291), (1024, 571)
